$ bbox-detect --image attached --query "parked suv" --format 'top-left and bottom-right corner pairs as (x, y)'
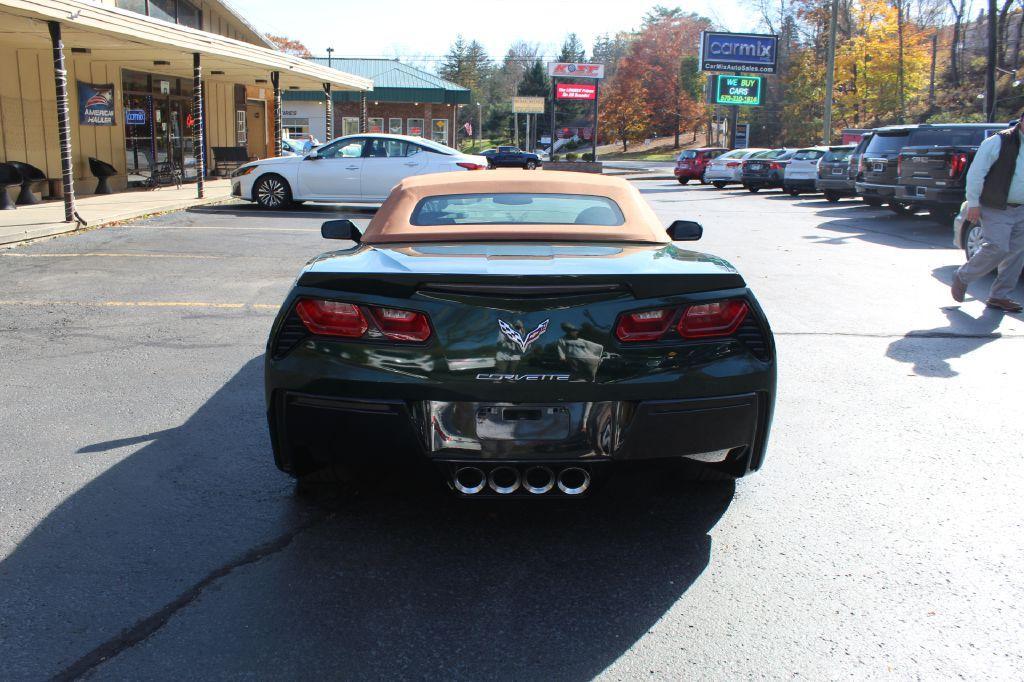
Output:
(783, 146), (828, 196)
(849, 132), (877, 205)
(855, 126), (917, 211)
(742, 149), (794, 192)
(895, 122), (1008, 221)
(816, 144), (856, 202)
(674, 147), (728, 184)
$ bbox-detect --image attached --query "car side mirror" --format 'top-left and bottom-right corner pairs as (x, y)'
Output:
(667, 220), (703, 241)
(321, 219), (361, 242)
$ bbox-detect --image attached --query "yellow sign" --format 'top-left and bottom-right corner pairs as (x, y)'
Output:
(512, 96), (545, 114)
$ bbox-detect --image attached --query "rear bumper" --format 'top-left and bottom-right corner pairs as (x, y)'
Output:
(674, 167), (701, 179)
(855, 181), (897, 199)
(895, 184), (964, 208)
(815, 178), (855, 193)
(741, 174), (780, 187)
(783, 178), (817, 191)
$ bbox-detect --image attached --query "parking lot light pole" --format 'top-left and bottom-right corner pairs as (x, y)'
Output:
(822, 0), (838, 144)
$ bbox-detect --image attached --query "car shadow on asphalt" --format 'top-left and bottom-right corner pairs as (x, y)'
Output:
(805, 211), (951, 250)
(186, 203), (379, 219)
(0, 355), (734, 678)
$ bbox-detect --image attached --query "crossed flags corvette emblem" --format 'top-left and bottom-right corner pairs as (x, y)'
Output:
(498, 318), (549, 353)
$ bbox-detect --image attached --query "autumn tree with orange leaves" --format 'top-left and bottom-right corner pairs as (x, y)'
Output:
(266, 34), (312, 57)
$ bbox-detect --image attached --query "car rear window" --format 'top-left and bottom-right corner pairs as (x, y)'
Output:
(865, 133), (909, 154)
(793, 149), (825, 160)
(905, 127), (1001, 147)
(410, 193), (626, 226)
(678, 150), (697, 159)
(824, 149), (853, 162)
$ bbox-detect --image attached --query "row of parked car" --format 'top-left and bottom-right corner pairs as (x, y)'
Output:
(673, 122), (1009, 257)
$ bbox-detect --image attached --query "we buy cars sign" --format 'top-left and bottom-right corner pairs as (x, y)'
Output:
(547, 62), (605, 79)
(556, 83), (597, 100)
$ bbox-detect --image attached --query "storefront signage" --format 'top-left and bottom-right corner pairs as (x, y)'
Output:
(699, 32), (778, 73)
(713, 75), (763, 106)
(513, 96), (545, 113)
(556, 83), (597, 101)
(547, 62), (605, 79)
(78, 82), (115, 126)
(126, 109), (147, 125)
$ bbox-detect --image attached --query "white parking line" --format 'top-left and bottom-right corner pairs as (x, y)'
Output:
(135, 225), (321, 233)
(0, 252), (223, 259)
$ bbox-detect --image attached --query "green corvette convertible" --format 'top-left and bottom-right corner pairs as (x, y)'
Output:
(265, 170), (775, 496)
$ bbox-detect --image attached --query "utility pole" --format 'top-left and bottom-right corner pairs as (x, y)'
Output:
(326, 46), (334, 69)
(822, 0), (838, 145)
(986, 0), (998, 121)
(928, 33), (937, 110)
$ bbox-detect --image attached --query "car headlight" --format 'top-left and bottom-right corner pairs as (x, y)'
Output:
(231, 165), (257, 178)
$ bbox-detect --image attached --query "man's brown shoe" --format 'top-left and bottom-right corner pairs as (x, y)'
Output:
(986, 297), (1023, 312)
(951, 274), (968, 302)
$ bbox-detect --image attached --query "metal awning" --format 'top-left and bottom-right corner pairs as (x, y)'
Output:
(0, 0), (374, 91)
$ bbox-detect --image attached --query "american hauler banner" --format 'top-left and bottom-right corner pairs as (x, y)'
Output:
(78, 82), (116, 126)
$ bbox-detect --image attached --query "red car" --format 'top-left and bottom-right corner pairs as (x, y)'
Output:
(674, 147), (730, 185)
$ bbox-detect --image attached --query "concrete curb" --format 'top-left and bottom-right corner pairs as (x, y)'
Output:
(0, 193), (234, 247)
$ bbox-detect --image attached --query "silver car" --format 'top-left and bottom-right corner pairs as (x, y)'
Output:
(952, 201), (984, 260)
(703, 148), (769, 187)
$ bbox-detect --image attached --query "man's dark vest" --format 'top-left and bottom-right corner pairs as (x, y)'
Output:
(980, 125), (1022, 209)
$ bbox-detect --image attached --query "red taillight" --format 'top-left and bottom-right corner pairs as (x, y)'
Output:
(295, 299), (431, 342)
(769, 162), (780, 170)
(295, 299), (368, 338)
(371, 307), (432, 342)
(615, 308), (674, 342)
(677, 300), (749, 338)
(726, 161), (740, 168)
(457, 162), (487, 170)
(949, 152), (968, 178)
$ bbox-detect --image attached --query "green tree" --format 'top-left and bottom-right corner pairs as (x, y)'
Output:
(558, 33), (587, 62)
(518, 60), (548, 96)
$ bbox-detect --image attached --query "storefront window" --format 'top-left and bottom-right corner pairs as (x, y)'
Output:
(115, 0), (202, 29)
(342, 117), (360, 136)
(115, 0), (147, 14)
(368, 117), (384, 133)
(148, 0), (176, 22)
(407, 118), (424, 137)
(388, 118), (403, 134)
(432, 119), (448, 144)
(176, 0), (200, 29)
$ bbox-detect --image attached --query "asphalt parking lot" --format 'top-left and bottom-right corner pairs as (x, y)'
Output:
(1, 182), (1022, 679)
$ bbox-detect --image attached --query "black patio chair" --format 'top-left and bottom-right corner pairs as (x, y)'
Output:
(8, 161), (46, 205)
(88, 157), (117, 195)
(0, 163), (24, 210)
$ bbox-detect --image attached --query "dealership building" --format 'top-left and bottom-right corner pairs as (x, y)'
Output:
(282, 58), (470, 147)
(0, 0), (370, 220)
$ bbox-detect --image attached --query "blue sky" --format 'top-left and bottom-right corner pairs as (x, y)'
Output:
(238, 0), (758, 62)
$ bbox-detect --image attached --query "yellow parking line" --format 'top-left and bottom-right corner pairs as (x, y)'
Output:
(0, 252), (223, 259)
(137, 225), (320, 233)
(0, 299), (279, 310)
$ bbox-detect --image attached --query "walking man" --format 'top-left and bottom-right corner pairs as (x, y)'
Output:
(952, 117), (1024, 312)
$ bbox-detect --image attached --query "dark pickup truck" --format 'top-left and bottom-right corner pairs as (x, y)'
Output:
(894, 123), (1008, 221)
(855, 125), (917, 212)
(481, 146), (542, 169)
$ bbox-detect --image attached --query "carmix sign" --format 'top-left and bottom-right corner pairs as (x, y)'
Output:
(713, 75), (763, 106)
(699, 32), (778, 74)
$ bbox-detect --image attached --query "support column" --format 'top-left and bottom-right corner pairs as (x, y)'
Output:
(360, 94), (368, 133)
(47, 21), (77, 224)
(270, 71), (282, 157)
(323, 82), (333, 141)
(192, 53), (205, 198)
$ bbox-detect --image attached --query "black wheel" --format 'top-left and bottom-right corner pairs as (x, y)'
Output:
(824, 191), (841, 203)
(253, 174), (292, 209)
(929, 207), (956, 223)
(963, 221), (983, 260)
(788, 188), (800, 197)
(747, 185), (760, 193)
(525, 160), (537, 170)
(678, 177), (690, 185)
(862, 196), (883, 207)
(712, 181), (727, 189)
(888, 201), (914, 215)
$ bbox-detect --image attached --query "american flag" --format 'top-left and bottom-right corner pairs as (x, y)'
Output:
(85, 90), (112, 108)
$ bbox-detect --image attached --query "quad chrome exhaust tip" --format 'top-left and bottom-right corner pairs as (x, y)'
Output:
(556, 467), (591, 496)
(487, 465), (521, 495)
(453, 466), (486, 495)
(523, 466), (555, 495)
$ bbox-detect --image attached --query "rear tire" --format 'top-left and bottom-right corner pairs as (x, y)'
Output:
(712, 181), (727, 189)
(678, 177), (689, 185)
(525, 160), (537, 170)
(788, 188), (800, 197)
(862, 196), (883, 207)
(929, 207), (956, 223)
(824, 191), (841, 203)
(888, 201), (914, 215)
(253, 174), (292, 210)
(747, 185), (760, 193)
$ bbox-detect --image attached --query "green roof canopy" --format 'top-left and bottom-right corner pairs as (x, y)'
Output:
(284, 58), (471, 105)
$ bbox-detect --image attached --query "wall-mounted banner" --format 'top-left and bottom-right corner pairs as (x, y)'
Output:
(699, 32), (778, 74)
(78, 81), (116, 125)
(556, 83), (597, 100)
(547, 62), (605, 79)
(713, 75), (763, 106)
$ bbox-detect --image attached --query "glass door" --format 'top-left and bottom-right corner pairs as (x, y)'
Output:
(123, 93), (155, 186)
(168, 99), (197, 180)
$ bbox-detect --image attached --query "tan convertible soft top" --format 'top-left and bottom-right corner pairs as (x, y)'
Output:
(360, 170), (671, 245)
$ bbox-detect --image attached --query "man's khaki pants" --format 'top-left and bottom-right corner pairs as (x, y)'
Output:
(956, 204), (1024, 300)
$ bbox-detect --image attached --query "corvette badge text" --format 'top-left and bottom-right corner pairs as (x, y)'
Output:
(476, 373), (570, 382)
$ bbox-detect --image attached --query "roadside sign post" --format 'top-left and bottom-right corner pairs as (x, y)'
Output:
(513, 97), (545, 153)
(546, 63), (604, 160)
(698, 32), (776, 150)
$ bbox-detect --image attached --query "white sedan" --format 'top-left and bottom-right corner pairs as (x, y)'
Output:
(702, 148), (769, 187)
(231, 134), (488, 208)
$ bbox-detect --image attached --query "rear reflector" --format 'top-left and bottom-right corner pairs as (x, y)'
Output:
(677, 300), (749, 338)
(372, 307), (432, 342)
(457, 162), (487, 170)
(295, 299), (368, 338)
(615, 308), (674, 342)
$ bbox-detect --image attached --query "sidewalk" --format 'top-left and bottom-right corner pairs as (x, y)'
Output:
(0, 179), (233, 247)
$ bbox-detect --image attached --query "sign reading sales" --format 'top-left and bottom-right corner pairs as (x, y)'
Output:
(547, 62), (605, 79)
(556, 83), (597, 100)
